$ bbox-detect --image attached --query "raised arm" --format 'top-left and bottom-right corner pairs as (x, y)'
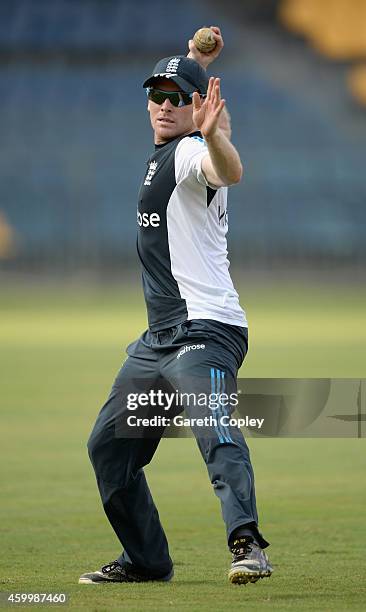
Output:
(192, 77), (243, 187)
(187, 26), (232, 140)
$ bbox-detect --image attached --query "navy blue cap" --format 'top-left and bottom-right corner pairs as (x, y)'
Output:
(143, 55), (209, 94)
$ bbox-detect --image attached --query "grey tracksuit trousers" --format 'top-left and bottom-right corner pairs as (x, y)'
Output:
(87, 319), (269, 578)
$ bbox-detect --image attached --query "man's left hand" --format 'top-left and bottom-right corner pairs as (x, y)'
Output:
(192, 77), (226, 141)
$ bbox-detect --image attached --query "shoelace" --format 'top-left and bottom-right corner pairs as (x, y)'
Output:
(102, 560), (121, 574)
(230, 538), (253, 561)
(102, 560), (145, 582)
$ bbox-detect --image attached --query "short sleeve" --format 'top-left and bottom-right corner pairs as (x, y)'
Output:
(175, 135), (213, 187)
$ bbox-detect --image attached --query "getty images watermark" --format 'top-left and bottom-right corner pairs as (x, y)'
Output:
(126, 388), (264, 430)
(114, 379), (365, 438)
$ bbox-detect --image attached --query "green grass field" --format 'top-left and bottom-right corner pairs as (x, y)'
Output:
(1, 282), (365, 611)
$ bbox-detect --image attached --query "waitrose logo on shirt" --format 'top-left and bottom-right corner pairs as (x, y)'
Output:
(137, 211), (161, 227)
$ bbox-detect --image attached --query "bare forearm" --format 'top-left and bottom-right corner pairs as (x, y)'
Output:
(218, 106), (231, 140)
(204, 129), (243, 185)
(187, 28), (232, 140)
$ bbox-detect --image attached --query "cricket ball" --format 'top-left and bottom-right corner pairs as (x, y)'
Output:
(193, 27), (217, 54)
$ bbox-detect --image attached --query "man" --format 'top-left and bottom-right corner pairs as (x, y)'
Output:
(79, 27), (272, 586)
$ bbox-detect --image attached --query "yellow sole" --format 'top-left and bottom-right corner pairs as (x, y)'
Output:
(228, 570), (272, 585)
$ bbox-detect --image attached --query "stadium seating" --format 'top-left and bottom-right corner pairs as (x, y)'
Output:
(280, 0), (366, 59)
(279, 0), (366, 107)
(0, 0), (238, 52)
(348, 64), (366, 106)
(0, 0), (365, 270)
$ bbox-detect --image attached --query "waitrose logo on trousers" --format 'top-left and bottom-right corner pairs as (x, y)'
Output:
(177, 344), (206, 359)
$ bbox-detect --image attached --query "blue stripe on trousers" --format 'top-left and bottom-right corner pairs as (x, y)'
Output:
(212, 368), (233, 444)
(219, 369), (233, 443)
(211, 367), (224, 443)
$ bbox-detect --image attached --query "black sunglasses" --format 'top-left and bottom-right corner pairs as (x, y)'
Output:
(146, 87), (205, 108)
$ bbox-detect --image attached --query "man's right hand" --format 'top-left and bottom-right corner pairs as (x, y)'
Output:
(187, 26), (224, 70)
(188, 26), (231, 140)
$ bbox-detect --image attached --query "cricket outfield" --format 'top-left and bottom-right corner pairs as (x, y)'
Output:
(0, 282), (365, 611)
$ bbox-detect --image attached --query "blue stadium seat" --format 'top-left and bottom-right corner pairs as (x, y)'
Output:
(0, 2), (365, 268)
